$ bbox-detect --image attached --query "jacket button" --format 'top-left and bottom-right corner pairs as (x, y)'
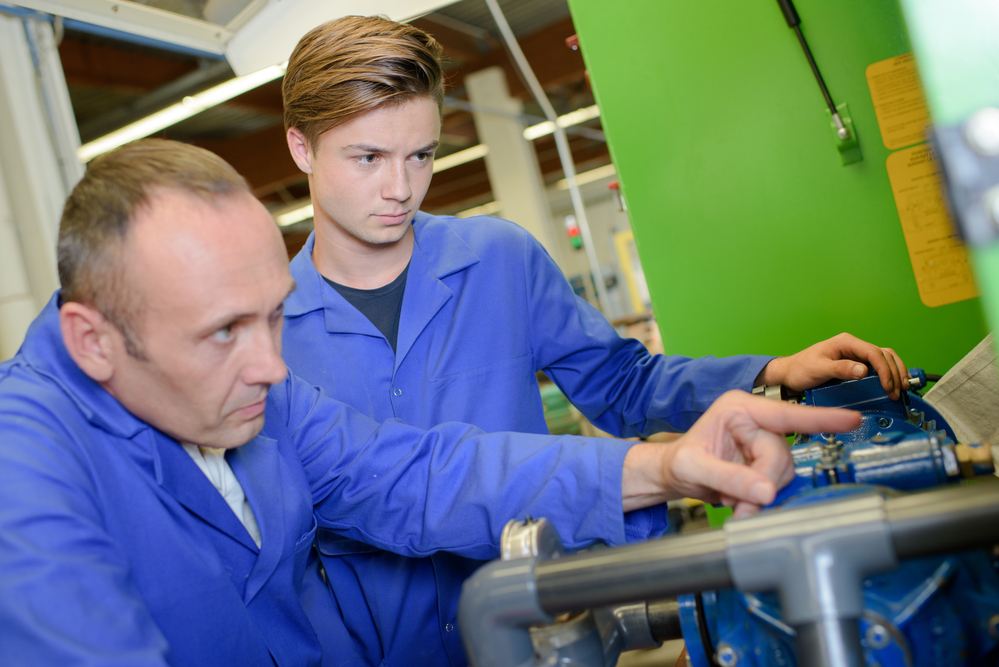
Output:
(445, 623), (454, 632)
(393, 388), (402, 396)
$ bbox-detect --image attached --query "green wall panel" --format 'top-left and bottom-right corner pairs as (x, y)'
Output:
(567, 0), (988, 375)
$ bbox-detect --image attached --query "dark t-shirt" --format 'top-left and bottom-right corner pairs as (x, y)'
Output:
(323, 263), (410, 353)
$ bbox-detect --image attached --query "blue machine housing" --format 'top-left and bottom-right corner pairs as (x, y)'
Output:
(679, 370), (999, 667)
(797, 367), (954, 443)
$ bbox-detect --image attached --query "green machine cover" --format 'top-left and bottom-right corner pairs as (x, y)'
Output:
(567, 0), (988, 374)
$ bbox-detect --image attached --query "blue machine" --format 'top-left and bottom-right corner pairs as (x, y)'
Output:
(678, 370), (999, 667)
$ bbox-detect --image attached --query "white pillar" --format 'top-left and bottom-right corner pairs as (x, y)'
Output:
(0, 159), (37, 360)
(465, 66), (563, 267)
(0, 15), (84, 358)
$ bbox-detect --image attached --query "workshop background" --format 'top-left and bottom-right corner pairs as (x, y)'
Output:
(1, 0), (998, 665)
(0, 0), (986, 379)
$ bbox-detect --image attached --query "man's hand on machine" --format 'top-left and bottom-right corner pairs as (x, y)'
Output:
(620, 391), (861, 518)
(755, 332), (908, 400)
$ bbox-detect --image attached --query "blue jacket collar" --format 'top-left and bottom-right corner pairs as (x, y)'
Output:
(20, 293), (151, 440)
(24, 294), (289, 563)
(284, 212), (481, 321)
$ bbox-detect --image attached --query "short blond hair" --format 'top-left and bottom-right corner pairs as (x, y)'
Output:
(58, 139), (250, 357)
(283, 15), (446, 149)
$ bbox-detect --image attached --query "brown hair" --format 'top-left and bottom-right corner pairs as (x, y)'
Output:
(58, 139), (250, 357)
(283, 15), (446, 149)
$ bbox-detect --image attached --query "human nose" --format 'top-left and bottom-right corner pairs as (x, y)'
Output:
(382, 159), (412, 202)
(243, 323), (287, 387)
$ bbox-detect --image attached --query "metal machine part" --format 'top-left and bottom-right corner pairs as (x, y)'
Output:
(459, 484), (999, 667)
(493, 517), (672, 665)
(462, 372), (999, 667)
(501, 516), (564, 562)
(676, 373), (997, 667)
(681, 486), (999, 667)
(725, 492), (897, 667)
(795, 367), (957, 444)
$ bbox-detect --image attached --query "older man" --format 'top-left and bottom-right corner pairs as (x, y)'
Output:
(0, 139), (858, 666)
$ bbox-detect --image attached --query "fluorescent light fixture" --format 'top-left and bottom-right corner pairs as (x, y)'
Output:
(523, 104), (601, 141)
(76, 61), (288, 163)
(552, 164), (617, 190)
(433, 144), (489, 173)
(430, 105), (601, 175)
(457, 200), (502, 218)
(276, 203), (314, 227)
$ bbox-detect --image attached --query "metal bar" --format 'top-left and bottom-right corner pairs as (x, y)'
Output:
(886, 482), (999, 558)
(646, 598), (683, 643)
(9, 0), (229, 55)
(795, 618), (864, 667)
(483, 0), (612, 313)
(535, 531), (731, 615)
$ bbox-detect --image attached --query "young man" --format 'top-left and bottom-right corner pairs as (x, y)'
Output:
(280, 16), (908, 667)
(0, 139), (861, 665)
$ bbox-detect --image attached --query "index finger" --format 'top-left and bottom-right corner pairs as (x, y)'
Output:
(733, 393), (862, 436)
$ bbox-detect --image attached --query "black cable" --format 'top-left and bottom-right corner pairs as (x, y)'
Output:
(694, 592), (719, 666)
(791, 25), (837, 116)
(777, 0), (839, 117)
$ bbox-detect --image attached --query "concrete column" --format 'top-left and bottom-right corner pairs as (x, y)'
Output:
(0, 15), (83, 357)
(465, 66), (562, 266)
(0, 160), (37, 360)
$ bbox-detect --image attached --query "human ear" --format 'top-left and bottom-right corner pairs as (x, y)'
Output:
(286, 127), (314, 175)
(59, 302), (116, 383)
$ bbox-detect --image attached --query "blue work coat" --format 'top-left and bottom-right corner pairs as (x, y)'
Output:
(0, 294), (644, 667)
(283, 213), (773, 666)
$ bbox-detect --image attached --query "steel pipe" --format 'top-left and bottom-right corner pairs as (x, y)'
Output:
(535, 531), (731, 616)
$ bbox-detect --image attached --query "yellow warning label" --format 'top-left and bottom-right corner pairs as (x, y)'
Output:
(866, 53), (931, 150)
(886, 144), (978, 308)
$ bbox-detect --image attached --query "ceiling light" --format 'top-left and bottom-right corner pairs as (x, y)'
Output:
(76, 61), (288, 163)
(275, 203), (313, 227)
(457, 200), (502, 218)
(523, 104), (601, 141)
(433, 144), (489, 173)
(552, 164), (616, 190)
(452, 163), (617, 219)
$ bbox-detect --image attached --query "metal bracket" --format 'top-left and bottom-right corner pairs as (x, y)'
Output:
(725, 492), (896, 666)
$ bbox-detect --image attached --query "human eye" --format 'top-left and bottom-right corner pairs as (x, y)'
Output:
(412, 151), (433, 164)
(268, 303), (284, 327)
(356, 153), (379, 166)
(210, 323), (236, 343)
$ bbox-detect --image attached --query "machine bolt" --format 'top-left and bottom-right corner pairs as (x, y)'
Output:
(877, 417), (891, 429)
(716, 643), (738, 667)
(989, 614), (999, 639)
(866, 623), (891, 650)
(966, 107), (999, 156)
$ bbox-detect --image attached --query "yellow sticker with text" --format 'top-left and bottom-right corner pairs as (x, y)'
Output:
(866, 53), (931, 150)
(886, 145), (978, 307)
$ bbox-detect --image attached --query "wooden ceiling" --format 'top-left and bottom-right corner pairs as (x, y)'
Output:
(59, 1), (610, 229)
